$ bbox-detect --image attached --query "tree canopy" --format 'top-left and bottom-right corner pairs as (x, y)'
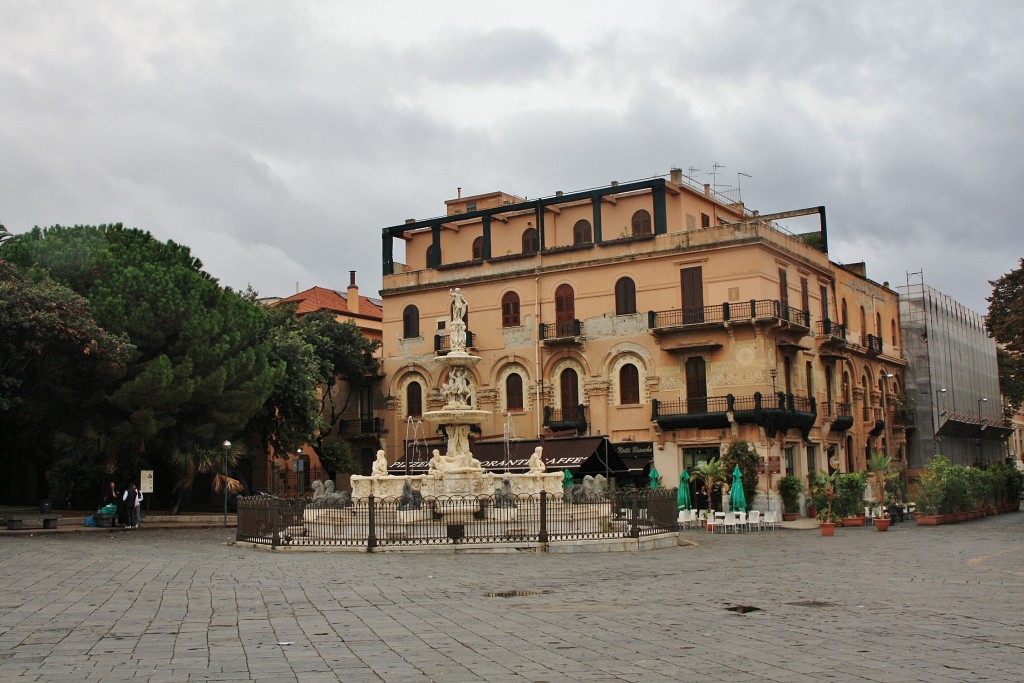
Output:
(987, 259), (1024, 414)
(2, 225), (283, 503)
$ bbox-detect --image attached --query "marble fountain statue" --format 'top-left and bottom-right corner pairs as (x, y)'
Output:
(299, 288), (567, 537)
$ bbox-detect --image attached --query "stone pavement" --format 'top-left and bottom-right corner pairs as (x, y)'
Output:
(0, 513), (1021, 683)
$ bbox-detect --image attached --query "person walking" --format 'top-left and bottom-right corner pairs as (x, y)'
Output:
(122, 482), (142, 528)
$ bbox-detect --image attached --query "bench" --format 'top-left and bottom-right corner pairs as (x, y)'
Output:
(5, 513), (61, 530)
(93, 513), (115, 528)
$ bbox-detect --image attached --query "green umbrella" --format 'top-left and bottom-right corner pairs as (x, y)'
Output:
(562, 469), (574, 490)
(677, 470), (692, 510)
(729, 465), (746, 512)
(649, 466), (660, 490)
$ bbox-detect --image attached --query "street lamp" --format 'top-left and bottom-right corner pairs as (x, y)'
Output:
(221, 440), (231, 527)
(881, 373), (894, 457)
(977, 397), (988, 421)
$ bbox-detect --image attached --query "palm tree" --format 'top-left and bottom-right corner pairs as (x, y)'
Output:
(867, 451), (894, 507)
(690, 456), (728, 512)
(169, 443), (245, 514)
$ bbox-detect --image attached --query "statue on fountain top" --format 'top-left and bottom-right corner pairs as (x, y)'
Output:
(371, 450), (389, 477)
(528, 446), (546, 473)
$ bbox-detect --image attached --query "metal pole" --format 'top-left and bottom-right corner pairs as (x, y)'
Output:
(221, 440), (231, 528)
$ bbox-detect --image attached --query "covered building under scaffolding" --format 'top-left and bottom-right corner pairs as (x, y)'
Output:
(898, 277), (1010, 468)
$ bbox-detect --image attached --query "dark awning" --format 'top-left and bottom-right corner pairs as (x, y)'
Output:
(387, 436), (627, 475)
(936, 415), (1012, 441)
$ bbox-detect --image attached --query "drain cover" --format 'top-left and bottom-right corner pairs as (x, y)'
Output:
(485, 590), (539, 598)
(787, 600), (835, 608)
(725, 604), (761, 614)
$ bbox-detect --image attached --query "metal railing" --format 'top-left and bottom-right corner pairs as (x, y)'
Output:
(816, 319), (847, 340)
(434, 330), (474, 352)
(861, 334), (883, 355)
(652, 392), (817, 419)
(648, 299), (810, 330)
(539, 320), (584, 340)
(336, 418), (383, 436)
(236, 488), (680, 549)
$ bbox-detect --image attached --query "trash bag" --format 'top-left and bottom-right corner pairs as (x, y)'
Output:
(100, 504), (117, 515)
(84, 515), (97, 527)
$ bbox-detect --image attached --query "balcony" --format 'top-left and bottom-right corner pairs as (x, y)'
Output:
(652, 392), (817, 438)
(336, 417), (384, 437)
(815, 319), (847, 345)
(860, 334), (883, 356)
(434, 330), (474, 354)
(543, 404), (588, 434)
(822, 401), (854, 432)
(539, 320), (584, 344)
(649, 299), (810, 336)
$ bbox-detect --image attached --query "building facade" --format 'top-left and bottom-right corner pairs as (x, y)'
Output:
(378, 171), (905, 509)
(899, 279), (1009, 468)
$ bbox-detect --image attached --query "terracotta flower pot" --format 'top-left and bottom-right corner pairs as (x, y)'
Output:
(820, 522), (836, 537)
(782, 512), (800, 522)
(874, 518), (891, 531)
(916, 514), (941, 526)
(842, 516), (865, 527)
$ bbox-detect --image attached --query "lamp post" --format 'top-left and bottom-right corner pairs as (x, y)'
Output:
(881, 373), (894, 457)
(221, 440), (231, 527)
(977, 397), (987, 422)
(934, 388), (947, 450)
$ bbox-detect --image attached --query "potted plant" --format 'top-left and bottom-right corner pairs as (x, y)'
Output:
(874, 508), (891, 531)
(690, 456), (728, 523)
(778, 475), (803, 521)
(836, 472), (868, 526)
(915, 458), (947, 525)
(816, 470), (839, 536)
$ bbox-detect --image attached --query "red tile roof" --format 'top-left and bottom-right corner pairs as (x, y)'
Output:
(275, 286), (382, 320)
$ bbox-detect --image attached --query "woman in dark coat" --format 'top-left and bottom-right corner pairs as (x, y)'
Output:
(102, 481), (121, 527)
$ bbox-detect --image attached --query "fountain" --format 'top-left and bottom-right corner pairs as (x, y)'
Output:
(349, 288), (563, 504)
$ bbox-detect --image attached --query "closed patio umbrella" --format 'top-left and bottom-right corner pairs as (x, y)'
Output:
(562, 469), (574, 490)
(729, 465), (746, 512)
(677, 470), (692, 510)
(649, 466), (660, 490)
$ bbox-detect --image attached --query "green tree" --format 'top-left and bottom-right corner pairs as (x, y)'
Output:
(987, 259), (1024, 415)
(723, 439), (759, 512)
(0, 259), (134, 502)
(4, 225), (283, 509)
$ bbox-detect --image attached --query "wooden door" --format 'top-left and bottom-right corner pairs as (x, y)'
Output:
(560, 368), (579, 420)
(681, 267), (704, 323)
(685, 357), (707, 413)
(555, 284), (575, 337)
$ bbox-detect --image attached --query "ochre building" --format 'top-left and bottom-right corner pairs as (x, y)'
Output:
(378, 170), (905, 508)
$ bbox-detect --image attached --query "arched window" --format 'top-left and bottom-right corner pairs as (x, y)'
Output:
(402, 305), (419, 339)
(555, 284), (575, 337)
(859, 306), (867, 336)
(522, 228), (538, 254)
(843, 371), (851, 403)
(631, 210), (652, 236)
(472, 236), (483, 260)
(841, 298), (848, 328)
(572, 219), (592, 245)
(406, 381), (422, 418)
(891, 319), (897, 348)
(505, 373), (524, 412)
(560, 368), (580, 420)
(501, 291), (520, 327)
(615, 277), (636, 315)
(426, 244), (439, 268)
(619, 364), (640, 405)
(875, 312), (882, 337)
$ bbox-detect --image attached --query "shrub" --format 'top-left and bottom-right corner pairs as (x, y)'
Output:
(835, 471), (868, 517)
(777, 475), (803, 514)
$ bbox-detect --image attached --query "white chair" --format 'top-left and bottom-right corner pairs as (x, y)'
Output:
(746, 510), (761, 531)
(736, 511), (747, 531)
(722, 511), (739, 534)
(705, 513), (717, 533)
(763, 510), (779, 530)
(677, 509), (692, 529)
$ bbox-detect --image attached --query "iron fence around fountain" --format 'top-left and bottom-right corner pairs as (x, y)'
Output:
(236, 488), (680, 549)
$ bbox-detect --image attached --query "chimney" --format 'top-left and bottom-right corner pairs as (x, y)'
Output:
(347, 271), (359, 311)
(670, 168), (683, 184)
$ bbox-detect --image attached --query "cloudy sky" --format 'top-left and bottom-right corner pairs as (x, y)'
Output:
(2, 1), (1022, 313)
